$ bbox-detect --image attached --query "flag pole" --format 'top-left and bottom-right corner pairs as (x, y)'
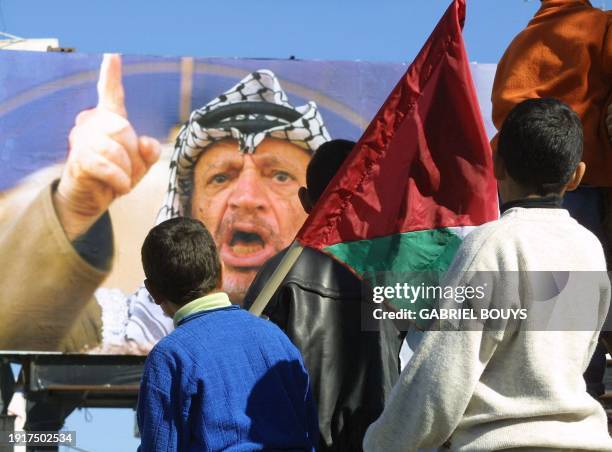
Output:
(248, 241), (304, 317)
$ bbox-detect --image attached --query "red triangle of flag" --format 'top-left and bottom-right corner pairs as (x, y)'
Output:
(297, 0), (498, 251)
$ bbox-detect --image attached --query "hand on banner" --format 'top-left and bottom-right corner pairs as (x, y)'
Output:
(54, 54), (161, 240)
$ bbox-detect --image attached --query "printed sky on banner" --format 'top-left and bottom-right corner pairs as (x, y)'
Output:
(0, 50), (496, 191)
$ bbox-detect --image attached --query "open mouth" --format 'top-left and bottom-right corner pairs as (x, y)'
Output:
(219, 223), (277, 269)
(230, 231), (265, 256)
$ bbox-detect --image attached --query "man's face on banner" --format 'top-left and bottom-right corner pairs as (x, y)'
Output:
(190, 137), (311, 302)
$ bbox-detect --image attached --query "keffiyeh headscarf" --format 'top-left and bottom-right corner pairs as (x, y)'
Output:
(124, 70), (331, 349)
(157, 69), (331, 223)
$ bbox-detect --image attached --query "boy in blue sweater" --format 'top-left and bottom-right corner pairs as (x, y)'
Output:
(136, 217), (318, 451)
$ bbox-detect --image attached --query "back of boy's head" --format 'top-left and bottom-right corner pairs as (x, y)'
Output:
(307, 139), (356, 202)
(141, 217), (221, 305)
(497, 98), (583, 195)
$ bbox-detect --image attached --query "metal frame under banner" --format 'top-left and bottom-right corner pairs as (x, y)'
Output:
(0, 353), (145, 452)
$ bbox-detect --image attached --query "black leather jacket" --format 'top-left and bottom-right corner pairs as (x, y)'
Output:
(244, 247), (402, 452)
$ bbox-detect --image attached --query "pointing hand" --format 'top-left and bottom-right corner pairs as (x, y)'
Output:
(54, 54), (161, 240)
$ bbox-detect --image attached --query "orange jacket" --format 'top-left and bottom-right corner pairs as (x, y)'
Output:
(492, 0), (612, 186)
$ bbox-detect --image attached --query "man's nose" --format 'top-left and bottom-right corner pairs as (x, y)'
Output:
(228, 168), (269, 212)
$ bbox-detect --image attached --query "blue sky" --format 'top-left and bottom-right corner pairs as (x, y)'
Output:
(0, 0), (571, 450)
(2, 0), (546, 63)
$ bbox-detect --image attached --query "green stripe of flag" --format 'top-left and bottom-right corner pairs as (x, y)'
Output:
(323, 228), (463, 276)
(325, 228), (463, 329)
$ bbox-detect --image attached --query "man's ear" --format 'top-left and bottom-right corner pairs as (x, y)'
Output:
(493, 151), (506, 182)
(298, 186), (313, 214)
(565, 162), (586, 192)
(144, 279), (164, 306)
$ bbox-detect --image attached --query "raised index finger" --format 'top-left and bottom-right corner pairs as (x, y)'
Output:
(97, 53), (127, 118)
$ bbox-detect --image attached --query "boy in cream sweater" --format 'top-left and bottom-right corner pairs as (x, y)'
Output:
(363, 98), (612, 451)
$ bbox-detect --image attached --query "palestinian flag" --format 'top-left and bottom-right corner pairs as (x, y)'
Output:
(296, 0), (498, 322)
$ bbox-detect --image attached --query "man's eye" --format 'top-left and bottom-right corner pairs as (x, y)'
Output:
(272, 171), (292, 183)
(210, 174), (229, 184)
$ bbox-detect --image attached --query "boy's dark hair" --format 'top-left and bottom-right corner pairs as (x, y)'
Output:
(141, 217), (221, 305)
(497, 98), (583, 195)
(307, 139), (356, 202)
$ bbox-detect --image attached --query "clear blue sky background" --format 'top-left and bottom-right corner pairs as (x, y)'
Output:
(3, 0), (601, 450)
(2, 0), (552, 62)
